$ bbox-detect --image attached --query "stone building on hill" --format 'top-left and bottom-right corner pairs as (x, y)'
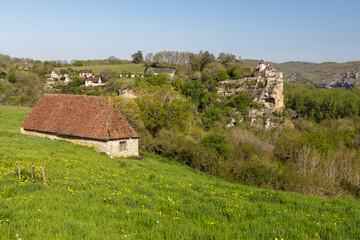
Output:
(21, 94), (140, 157)
(85, 76), (102, 87)
(253, 60), (283, 79)
(79, 70), (93, 78)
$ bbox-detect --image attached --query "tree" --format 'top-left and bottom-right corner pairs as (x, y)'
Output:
(131, 51), (144, 64)
(72, 60), (84, 67)
(135, 85), (192, 135)
(229, 91), (251, 112)
(215, 70), (229, 81)
(203, 62), (225, 79)
(218, 52), (236, 64)
(108, 56), (118, 64)
(99, 68), (117, 82)
(227, 67), (241, 79)
(200, 51), (215, 71)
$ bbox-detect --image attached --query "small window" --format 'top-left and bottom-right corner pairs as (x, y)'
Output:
(119, 141), (127, 151)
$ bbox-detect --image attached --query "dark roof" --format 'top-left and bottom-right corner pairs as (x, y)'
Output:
(153, 68), (174, 74)
(86, 76), (101, 83)
(22, 94), (140, 140)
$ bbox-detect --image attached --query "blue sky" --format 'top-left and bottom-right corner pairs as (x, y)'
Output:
(0, 0), (359, 63)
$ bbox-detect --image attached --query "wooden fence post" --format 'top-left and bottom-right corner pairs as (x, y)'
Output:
(18, 163), (21, 181)
(42, 167), (46, 183)
(32, 166), (35, 179)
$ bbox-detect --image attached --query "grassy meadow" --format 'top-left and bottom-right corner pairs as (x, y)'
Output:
(55, 64), (145, 74)
(0, 105), (360, 239)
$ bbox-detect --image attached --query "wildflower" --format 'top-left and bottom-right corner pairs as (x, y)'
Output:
(127, 211), (129, 214)
(16, 234), (19, 237)
(157, 221), (159, 224)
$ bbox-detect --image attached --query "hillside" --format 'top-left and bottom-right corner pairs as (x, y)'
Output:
(54, 64), (145, 74)
(0, 106), (360, 239)
(242, 59), (360, 88)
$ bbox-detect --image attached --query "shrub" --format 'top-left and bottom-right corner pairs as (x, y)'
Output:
(215, 70), (229, 81)
(201, 134), (231, 157)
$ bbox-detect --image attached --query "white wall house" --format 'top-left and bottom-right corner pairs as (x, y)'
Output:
(50, 71), (61, 79)
(85, 76), (102, 87)
(79, 70), (93, 78)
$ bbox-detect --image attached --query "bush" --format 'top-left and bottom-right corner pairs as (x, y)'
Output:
(229, 91), (251, 112)
(215, 70), (229, 81)
(201, 134), (231, 157)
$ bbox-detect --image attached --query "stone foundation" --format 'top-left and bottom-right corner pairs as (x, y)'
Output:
(20, 128), (138, 158)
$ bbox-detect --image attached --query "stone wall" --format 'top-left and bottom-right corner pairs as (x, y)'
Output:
(20, 128), (138, 158)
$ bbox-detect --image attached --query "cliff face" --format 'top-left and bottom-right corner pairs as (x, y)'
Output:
(218, 77), (284, 113)
(257, 78), (284, 112)
(218, 77), (284, 129)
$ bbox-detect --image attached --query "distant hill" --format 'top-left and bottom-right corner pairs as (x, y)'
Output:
(242, 59), (360, 88)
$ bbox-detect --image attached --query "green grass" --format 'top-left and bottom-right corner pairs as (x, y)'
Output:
(55, 64), (145, 74)
(0, 105), (360, 239)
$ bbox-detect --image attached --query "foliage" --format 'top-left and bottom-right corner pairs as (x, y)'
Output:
(227, 67), (241, 79)
(131, 50), (144, 64)
(73, 60), (84, 67)
(202, 62), (225, 79)
(135, 85), (192, 135)
(201, 134), (231, 157)
(112, 95), (145, 133)
(59, 76), (85, 94)
(215, 70), (229, 81)
(218, 52), (236, 64)
(229, 91), (251, 112)
(99, 68), (117, 82)
(285, 83), (360, 122)
(138, 73), (169, 87)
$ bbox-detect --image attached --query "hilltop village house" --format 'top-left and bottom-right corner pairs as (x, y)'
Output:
(79, 70), (93, 78)
(21, 94), (140, 157)
(85, 76), (102, 87)
(50, 70), (61, 79)
(253, 60), (283, 79)
(153, 68), (175, 78)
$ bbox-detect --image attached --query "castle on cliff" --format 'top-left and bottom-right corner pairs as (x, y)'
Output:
(253, 60), (283, 79)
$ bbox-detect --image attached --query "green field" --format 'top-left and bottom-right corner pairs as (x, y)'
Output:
(55, 64), (145, 74)
(0, 105), (360, 239)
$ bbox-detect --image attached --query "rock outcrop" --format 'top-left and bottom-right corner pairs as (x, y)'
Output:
(218, 77), (284, 112)
(218, 77), (284, 129)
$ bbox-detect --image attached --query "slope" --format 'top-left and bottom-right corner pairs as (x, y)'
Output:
(0, 106), (359, 239)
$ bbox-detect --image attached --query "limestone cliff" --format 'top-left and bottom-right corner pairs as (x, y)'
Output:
(218, 77), (284, 129)
(218, 77), (284, 112)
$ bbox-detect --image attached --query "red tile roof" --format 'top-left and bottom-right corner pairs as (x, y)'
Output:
(22, 94), (140, 140)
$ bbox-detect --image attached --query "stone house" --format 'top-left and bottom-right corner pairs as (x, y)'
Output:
(51, 70), (61, 79)
(153, 68), (175, 78)
(85, 76), (102, 87)
(79, 70), (93, 78)
(21, 94), (140, 157)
